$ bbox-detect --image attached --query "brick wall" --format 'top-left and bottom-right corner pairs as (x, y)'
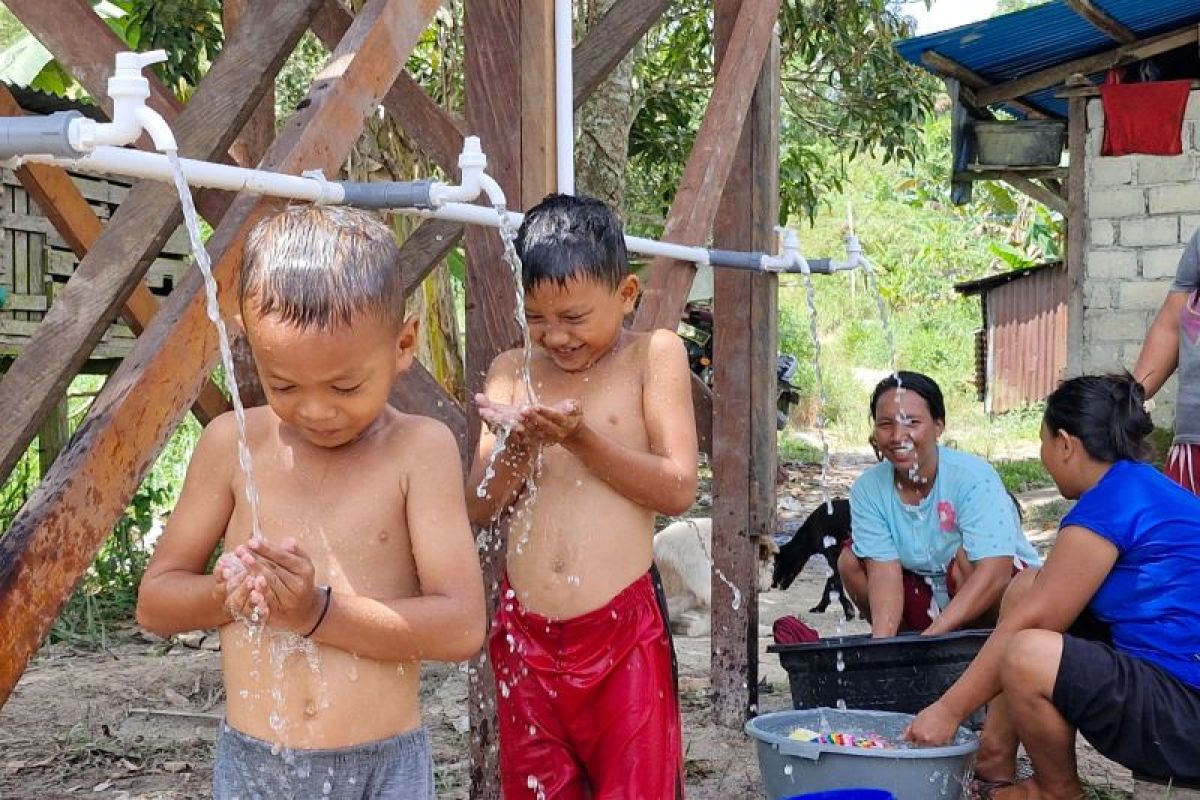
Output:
(1081, 92), (1200, 430)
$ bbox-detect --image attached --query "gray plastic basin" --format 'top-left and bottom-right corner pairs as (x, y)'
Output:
(746, 708), (978, 800)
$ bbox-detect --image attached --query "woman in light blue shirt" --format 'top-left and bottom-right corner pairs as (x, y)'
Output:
(839, 371), (1040, 638)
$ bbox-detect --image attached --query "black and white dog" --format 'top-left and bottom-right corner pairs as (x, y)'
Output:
(771, 498), (856, 619)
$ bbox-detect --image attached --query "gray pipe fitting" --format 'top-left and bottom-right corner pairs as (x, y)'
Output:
(0, 111), (87, 160)
(336, 180), (435, 210)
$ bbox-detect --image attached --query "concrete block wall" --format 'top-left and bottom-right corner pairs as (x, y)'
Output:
(1080, 92), (1200, 430)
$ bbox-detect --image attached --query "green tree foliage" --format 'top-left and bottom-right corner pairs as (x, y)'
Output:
(627, 0), (938, 232)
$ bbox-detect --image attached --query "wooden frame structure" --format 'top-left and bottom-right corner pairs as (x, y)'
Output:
(0, 2), (784, 793)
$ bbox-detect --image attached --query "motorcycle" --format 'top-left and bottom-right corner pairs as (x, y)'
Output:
(677, 302), (802, 431)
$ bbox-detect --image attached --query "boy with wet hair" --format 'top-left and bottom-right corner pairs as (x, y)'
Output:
(467, 193), (698, 798)
(138, 204), (485, 799)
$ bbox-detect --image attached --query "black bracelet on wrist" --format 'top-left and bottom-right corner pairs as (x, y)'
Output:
(303, 585), (332, 638)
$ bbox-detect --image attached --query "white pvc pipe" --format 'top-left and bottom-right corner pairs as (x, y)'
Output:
(419, 201), (710, 265)
(19, 145), (346, 204)
(554, 0), (574, 194)
(14, 146), (715, 265)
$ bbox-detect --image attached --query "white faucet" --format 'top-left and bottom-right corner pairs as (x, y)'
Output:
(68, 50), (177, 152)
(428, 136), (508, 209)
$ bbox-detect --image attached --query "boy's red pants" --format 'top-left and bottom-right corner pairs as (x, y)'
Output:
(489, 570), (684, 799)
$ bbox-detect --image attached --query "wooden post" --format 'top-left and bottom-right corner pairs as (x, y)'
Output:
(710, 0), (780, 728)
(0, 86), (231, 425)
(37, 268), (68, 476)
(1065, 95), (1087, 378)
(463, 0), (556, 794)
(0, 0), (440, 707)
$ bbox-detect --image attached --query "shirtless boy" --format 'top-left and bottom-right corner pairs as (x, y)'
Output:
(137, 205), (485, 799)
(467, 193), (698, 799)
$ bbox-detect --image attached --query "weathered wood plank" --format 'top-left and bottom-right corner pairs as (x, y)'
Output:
(1002, 174), (1068, 215)
(0, 0), (440, 708)
(1064, 95), (1087, 378)
(521, 0), (556, 209)
(311, 0), (465, 176)
(231, 217), (468, 436)
(630, 0), (780, 333)
(922, 51), (1048, 119)
(1064, 0), (1136, 44)
(710, 0), (779, 729)
(573, 0), (670, 108)
(464, 1), (523, 796)
(0, 0), (322, 482)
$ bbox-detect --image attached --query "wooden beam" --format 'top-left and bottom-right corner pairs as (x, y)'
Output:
(0, 87), (231, 424)
(631, 0), (781, 333)
(1065, 0), (1136, 44)
(224, 0), (277, 167)
(975, 23), (1200, 108)
(1002, 174), (1069, 215)
(710, 0), (778, 729)
(464, 1), (524, 796)
(573, 0), (670, 109)
(521, 0), (556, 209)
(1065, 94), (1088, 378)
(921, 51), (1049, 119)
(7, 0), (244, 223)
(0, 0), (320, 483)
(0, 0), (441, 709)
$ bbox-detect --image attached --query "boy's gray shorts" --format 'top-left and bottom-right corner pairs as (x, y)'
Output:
(213, 722), (435, 799)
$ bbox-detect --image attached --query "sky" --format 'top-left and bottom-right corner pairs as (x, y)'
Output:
(901, 0), (999, 34)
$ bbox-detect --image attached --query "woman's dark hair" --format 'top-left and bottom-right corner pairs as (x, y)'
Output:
(869, 371), (946, 423)
(1044, 373), (1154, 463)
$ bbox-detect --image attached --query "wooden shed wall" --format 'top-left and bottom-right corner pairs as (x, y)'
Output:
(985, 263), (1068, 414)
(0, 169), (190, 365)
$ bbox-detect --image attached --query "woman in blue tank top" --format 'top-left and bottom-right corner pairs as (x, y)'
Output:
(906, 373), (1200, 798)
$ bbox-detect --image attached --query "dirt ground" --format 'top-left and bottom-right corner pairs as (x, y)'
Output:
(0, 455), (1133, 799)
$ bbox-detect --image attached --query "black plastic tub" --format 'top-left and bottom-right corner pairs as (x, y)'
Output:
(768, 629), (991, 718)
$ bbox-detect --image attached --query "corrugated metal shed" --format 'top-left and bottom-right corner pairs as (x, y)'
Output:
(896, 1), (1200, 118)
(955, 262), (1068, 415)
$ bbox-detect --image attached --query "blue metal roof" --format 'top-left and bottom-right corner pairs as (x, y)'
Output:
(896, 1), (1200, 118)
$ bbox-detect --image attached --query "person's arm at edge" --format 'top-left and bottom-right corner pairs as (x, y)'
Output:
(908, 526), (1116, 742)
(561, 329), (698, 516)
(137, 413), (238, 635)
(1133, 291), (1186, 399)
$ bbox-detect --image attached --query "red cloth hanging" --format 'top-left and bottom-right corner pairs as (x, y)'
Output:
(1100, 77), (1191, 157)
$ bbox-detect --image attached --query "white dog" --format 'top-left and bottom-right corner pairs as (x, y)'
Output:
(653, 517), (777, 638)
